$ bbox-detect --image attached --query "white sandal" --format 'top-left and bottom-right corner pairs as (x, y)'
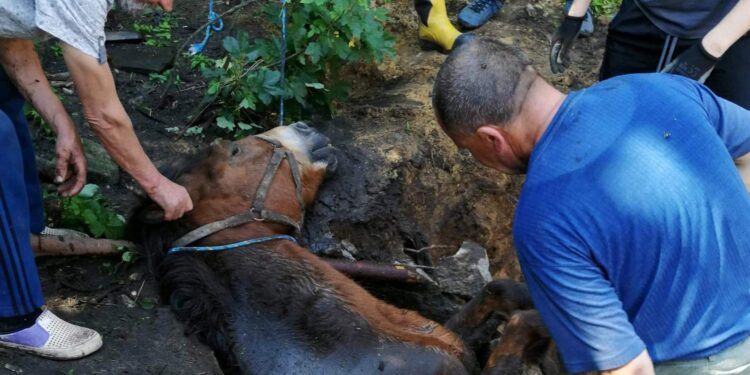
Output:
(0, 309), (102, 360)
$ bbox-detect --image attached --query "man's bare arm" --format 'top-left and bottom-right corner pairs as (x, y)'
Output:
(61, 43), (192, 220)
(702, 0), (750, 58)
(600, 350), (655, 375)
(0, 38), (86, 196)
(565, 0), (592, 17)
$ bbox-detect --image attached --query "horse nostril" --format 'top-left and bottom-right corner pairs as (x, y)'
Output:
(292, 122), (311, 133)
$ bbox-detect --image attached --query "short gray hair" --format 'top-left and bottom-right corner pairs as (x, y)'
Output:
(432, 38), (536, 137)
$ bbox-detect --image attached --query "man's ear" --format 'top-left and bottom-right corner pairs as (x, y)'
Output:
(476, 125), (505, 153)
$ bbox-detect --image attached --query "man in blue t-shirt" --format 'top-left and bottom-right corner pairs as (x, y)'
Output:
(433, 38), (750, 373)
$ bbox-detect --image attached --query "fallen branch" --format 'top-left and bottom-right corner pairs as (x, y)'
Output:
(31, 234), (137, 256)
(325, 259), (425, 284)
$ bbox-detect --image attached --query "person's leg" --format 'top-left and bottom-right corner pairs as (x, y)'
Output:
(599, 0), (683, 80)
(0, 69), (45, 323)
(0, 68), (102, 359)
(703, 33), (750, 110)
(415, 0), (471, 53)
(457, 0), (502, 31)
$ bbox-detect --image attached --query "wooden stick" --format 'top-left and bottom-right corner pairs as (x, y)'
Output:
(31, 234), (137, 256)
(325, 259), (425, 284)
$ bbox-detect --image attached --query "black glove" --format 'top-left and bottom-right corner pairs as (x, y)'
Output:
(549, 15), (583, 74)
(662, 42), (719, 83)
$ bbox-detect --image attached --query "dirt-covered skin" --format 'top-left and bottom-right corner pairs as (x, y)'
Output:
(12, 0), (605, 371)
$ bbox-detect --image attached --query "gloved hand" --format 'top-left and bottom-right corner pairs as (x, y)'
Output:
(661, 41), (719, 83)
(549, 15), (584, 74)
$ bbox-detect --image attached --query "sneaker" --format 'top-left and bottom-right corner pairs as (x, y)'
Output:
(0, 310), (102, 360)
(563, 0), (594, 36)
(457, 0), (503, 30)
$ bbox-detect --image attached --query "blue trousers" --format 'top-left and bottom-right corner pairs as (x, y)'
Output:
(0, 68), (45, 317)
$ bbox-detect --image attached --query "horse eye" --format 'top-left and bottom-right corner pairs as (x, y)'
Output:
(231, 144), (241, 157)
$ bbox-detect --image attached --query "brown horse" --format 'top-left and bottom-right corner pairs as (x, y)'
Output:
(131, 122), (564, 374)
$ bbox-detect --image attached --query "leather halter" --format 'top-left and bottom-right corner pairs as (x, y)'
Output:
(170, 136), (305, 248)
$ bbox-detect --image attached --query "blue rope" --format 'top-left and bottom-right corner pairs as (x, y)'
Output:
(167, 234), (297, 254)
(189, 0), (224, 55)
(278, 0), (287, 126)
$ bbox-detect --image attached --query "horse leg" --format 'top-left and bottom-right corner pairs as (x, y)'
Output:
(483, 310), (566, 375)
(445, 279), (533, 351)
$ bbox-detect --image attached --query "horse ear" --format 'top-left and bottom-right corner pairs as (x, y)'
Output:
(139, 205), (166, 223)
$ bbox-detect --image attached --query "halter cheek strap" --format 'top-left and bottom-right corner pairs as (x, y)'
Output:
(169, 136), (305, 251)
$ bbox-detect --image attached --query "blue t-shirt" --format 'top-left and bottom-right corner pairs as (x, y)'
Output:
(514, 73), (750, 372)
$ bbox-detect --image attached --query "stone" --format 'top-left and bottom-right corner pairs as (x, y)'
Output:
(35, 138), (119, 185)
(433, 241), (492, 298)
(525, 4), (539, 18)
(82, 138), (120, 184)
(108, 44), (174, 74)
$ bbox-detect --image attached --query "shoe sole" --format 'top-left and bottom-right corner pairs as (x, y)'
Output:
(458, 19), (481, 31)
(0, 333), (102, 360)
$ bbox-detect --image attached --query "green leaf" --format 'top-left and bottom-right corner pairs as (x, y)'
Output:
(305, 82), (325, 89)
(122, 250), (136, 263)
(138, 298), (156, 310)
(216, 116), (235, 130)
(78, 184), (99, 199)
(82, 209), (106, 237)
(222, 37), (240, 55)
(304, 42), (322, 64)
(238, 122), (257, 130)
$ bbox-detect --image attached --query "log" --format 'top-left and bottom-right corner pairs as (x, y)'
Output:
(31, 234), (136, 256)
(325, 259), (424, 284)
(31, 234), (425, 283)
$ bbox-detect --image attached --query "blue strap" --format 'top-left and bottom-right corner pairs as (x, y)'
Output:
(189, 0), (224, 55)
(278, 0), (287, 126)
(167, 234), (297, 254)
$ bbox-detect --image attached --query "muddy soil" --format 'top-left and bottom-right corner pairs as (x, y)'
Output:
(6, 0), (606, 372)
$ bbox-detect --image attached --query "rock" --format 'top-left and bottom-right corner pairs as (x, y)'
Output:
(108, 44), (174, 74)
(82, 138), (120, 184)
(35, 138), (119, 185)
(105, 31), (143, 43)
(525, 4), (539, 18)
(433, 241), (492, 298)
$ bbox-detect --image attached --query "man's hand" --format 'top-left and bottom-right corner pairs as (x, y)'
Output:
(550, 15), (584, 74)
(54, 124), (87, 197)
(661, 42), (719, 83)
(600, 350), (654, 375)
(146, 175), (193, 221)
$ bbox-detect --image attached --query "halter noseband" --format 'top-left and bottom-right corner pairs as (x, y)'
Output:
(168, 136), (305, 254)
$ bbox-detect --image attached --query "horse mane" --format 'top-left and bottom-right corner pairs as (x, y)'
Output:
(126, 147), (211, 273)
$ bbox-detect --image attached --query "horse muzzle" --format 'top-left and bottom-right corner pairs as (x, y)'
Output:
(291, 122), (338, 175)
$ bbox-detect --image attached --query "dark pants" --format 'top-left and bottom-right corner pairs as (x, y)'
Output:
(599, 0), (750, 109)
(0, 68), (45, 318)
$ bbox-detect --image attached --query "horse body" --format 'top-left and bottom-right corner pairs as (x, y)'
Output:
(133, 122), (563, 374)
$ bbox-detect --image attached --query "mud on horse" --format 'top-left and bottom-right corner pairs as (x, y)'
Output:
(131, 122), (564, 374)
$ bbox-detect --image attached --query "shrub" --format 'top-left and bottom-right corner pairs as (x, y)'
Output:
(56, 184), (126, 239)
(200, 0), (395, 137)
